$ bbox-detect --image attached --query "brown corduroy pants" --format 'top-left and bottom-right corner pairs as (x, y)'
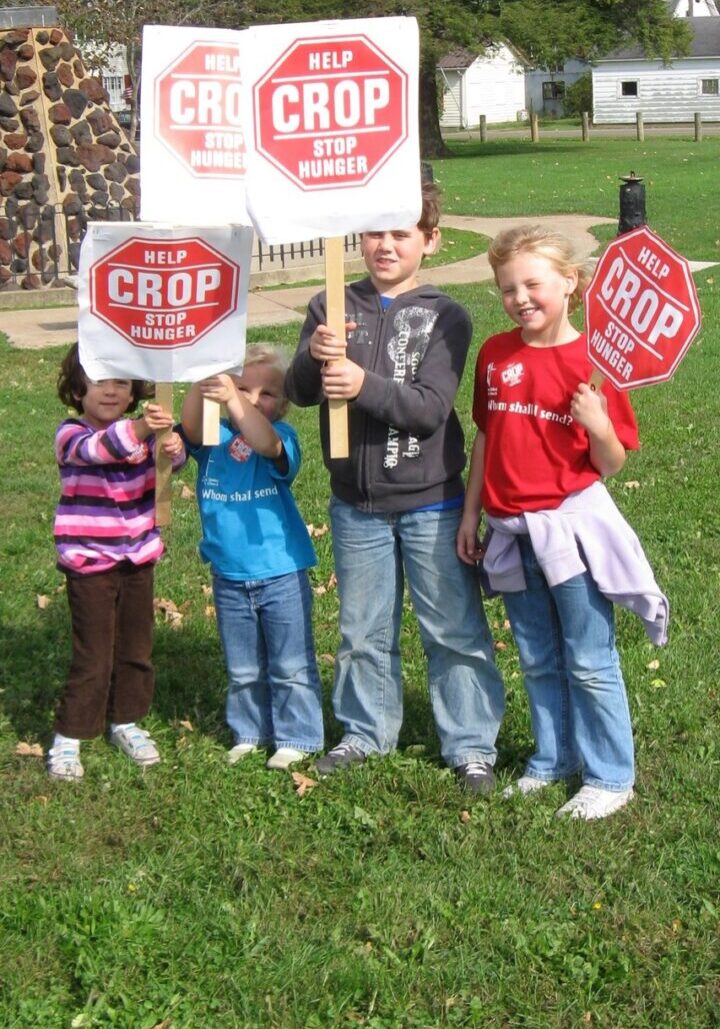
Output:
(54, 562), (156, 739)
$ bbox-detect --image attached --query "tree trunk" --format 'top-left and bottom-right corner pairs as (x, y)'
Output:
(419, 56), (450, 159)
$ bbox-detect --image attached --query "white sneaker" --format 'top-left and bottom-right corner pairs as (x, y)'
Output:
(555, 785), (634, 821)
(502, 775), (554, 799)
(109, 724), (160, 766)
(266, 747), (308, 770)
(227, 743), (258, 765)
(47, 742), (84, 781)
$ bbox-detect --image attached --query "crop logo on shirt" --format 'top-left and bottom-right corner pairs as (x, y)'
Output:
(126, 442), (150, 465)
(501, 361), (524, 387)
(229, 436), (253, 462)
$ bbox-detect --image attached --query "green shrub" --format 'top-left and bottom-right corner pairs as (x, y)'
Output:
(565, 71), (593, 117)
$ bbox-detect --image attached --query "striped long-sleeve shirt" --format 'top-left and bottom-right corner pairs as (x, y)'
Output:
(53, 417), (184, 575)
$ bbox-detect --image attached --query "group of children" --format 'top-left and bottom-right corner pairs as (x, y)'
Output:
(48, 182), (667, 821)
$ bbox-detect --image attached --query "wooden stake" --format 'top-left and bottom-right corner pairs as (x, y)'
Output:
(154, 382), (173, 527)
(324, 235), (349, 459)
(589, 368), (605, 391)
(202, 398), (221, 445)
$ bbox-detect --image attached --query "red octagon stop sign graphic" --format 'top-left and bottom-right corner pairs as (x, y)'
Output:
(90, 237), (240, 349)
(585, 225), (701, 390)
(253, 35), (408, 191)
(155, 41), (245, 178)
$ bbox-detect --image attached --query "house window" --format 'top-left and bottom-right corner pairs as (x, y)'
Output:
(542, 80), (566, 100)
(700, 78), (719, 95)
(620, 81), (638, 97)
(102, 74), (124, 106)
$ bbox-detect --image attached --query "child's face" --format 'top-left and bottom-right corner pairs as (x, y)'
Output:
(76, 378), (134, 429)
(360, 225), (439, 297)
(495, 252), (577, 344)
(233, 364), (286, 422)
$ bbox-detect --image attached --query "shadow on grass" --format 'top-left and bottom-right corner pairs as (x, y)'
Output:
(445, 140), (582, 160)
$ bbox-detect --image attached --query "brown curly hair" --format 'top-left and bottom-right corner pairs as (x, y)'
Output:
(57, 343), (152, 414)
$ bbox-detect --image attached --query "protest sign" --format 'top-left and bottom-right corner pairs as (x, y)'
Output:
(78, 223), (251, 384)
(78, 223), (252, 521)
(244, 17), (420, 243)
(585, 226), (701, 391)
(141, 26), (249, 224)
(245, 17), (420, 456)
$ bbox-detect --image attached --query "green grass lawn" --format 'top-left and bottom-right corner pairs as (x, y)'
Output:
(1, 139), (719, 1027)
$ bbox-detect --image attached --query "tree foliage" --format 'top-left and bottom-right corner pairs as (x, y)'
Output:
(46, 0), (692, 153)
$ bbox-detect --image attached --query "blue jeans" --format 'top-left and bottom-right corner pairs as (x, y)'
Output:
(329, 498), (505, 768)
(501, 535), (634, 791)
(213, 570), (324, 751)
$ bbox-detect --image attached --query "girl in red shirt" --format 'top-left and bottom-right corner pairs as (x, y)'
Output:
(457, 225), (656, 821)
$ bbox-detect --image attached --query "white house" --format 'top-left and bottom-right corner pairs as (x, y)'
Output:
(593, 1), (720, 123)
(439, 46), (527, 128)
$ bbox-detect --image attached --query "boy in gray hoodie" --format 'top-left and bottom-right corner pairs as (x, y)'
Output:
(285, 182), (504, 793)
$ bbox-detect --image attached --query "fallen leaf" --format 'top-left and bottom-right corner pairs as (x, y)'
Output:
(16, 741), (44, 758)
(646, 659), (660, 670)
(494, 640), (508, 651)
(154, 597), (184, 628)
(503, 619), (511, 630)
(34, 795), (49, 805)
(320, 653), (336, 665)
(650, 678), (667, 689)
(292, 771), (319, 797)
(36, 594), (49, 609)
(179, 719), (194, 732)
(623, 480), (641, 489)
(306, 522), (329, 538)
(205, 605), (216, 619)
(706, 276), (715, 285)
(151, 1020), (172, 1029)
(460, 810), (471, 823)
(179, 483), (194, 500)
(201, 584), (212, 596)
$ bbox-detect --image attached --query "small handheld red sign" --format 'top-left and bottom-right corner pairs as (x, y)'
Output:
(584, 225), (701, 390)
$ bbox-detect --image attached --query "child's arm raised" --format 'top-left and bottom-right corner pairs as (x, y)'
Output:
(57, 405), (174, 466)
(201, 374), (284, 464)
(457, 430), (487, 565)
(571, 383), (627, 477)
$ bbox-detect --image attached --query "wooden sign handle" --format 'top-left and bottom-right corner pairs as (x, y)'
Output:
(202, 397), (221, 445)
(324, 235), (349, 459)
(154, 382), (173, 527)
(589, 368), (605, 391)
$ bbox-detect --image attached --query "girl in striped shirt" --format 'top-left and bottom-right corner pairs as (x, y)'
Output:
(49, 344), (185, 781)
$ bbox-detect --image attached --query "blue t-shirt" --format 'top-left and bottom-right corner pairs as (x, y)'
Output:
(186, 419), (316, 581)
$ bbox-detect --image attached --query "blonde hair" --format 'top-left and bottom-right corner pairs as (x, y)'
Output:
(488, 225), (591, 314)
(241, 344), (289, 417)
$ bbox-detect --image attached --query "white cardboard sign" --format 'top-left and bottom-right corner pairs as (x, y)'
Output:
(243, 17), (421, 244)
(78, 222), (253, 383)
(140, 25), (250, 225)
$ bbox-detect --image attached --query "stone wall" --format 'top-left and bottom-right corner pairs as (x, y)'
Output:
(0, 26), (140, 288)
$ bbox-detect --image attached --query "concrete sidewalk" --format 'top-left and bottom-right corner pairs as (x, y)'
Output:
(3, 213), (714, 350)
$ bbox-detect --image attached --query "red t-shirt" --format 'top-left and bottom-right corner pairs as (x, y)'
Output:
(473, 328), (639, 516)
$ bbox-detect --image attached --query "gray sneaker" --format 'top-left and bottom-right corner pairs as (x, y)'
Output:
(455, 761), (496, 796)
(315, 741), (366, 776)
